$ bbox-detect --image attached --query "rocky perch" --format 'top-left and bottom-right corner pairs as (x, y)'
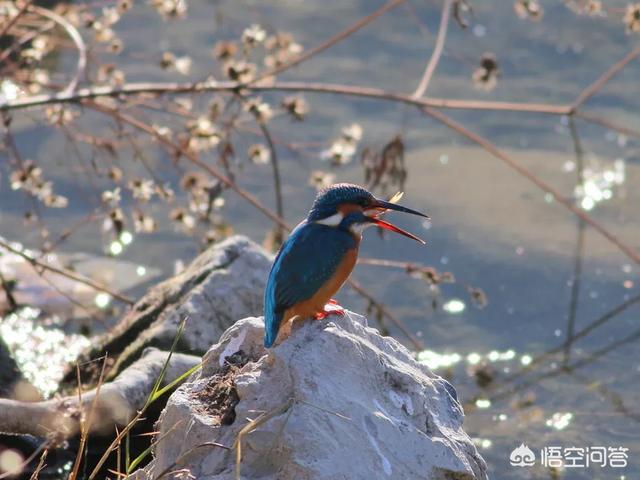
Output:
(132, 310), (487, 479)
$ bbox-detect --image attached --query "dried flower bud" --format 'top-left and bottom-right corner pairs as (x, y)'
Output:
(514, 0), (543, 21)
(101, 187), (121, 206)
(309, 170), (335, 191)
(282, 96), (308, 121)
(150, 0), (187, 20)
(180, 171), (208, 192)
(248, 144), (270, 164)
(472, 53), (499, 91)
(224, 60), (256, 83)
(242, 24), (267, 48)
(212, 41), (238, 61)
(624, 4), (640, 33)
(133, 209), (157, 233)
(107, 166), (123, 182)
(244, 97), (272, 123)
(128, 178), (155, 202)
(170, 207), (196, 231)
(117, 0), (133, 13)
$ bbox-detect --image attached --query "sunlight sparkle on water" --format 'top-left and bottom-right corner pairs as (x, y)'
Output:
(546, 412), (573, 430)
(137, 265), (147, 276)
(443, 299), (465, 314)
(521, 355), (533, 365)
(476, 398), (491, 409)
(467, 353), (482, 365)
(574, 159), (625, 211)
(94, 292), (111, 309)
(420, 349), (528, 371)
(109, 240), (123, 255)
(473, 437), (493, 449)
(0, 79), (20, 102)
(0, 308), (91, 397)
(417, 350), (461, 369)
(120, 230), (133, 245)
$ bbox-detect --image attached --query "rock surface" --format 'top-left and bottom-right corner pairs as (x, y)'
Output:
(65, 235), (272, 384)
(135, 312), (488, 480)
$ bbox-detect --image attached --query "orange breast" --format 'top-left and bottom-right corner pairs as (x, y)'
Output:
(285, 246), (358, 321)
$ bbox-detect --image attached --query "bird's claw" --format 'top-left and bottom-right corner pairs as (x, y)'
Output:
(314, 302), (345, 320)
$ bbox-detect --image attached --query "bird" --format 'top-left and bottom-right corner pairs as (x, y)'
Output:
(263, 183), (429, 347)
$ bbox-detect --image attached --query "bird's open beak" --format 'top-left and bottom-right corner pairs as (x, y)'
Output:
(367, 217), (426, 244)
(363, 192), (428, 244)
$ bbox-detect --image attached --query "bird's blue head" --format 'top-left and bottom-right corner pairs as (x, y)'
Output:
(307, 183), (429, 244)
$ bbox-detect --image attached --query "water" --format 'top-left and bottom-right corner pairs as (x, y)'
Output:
(1, 1), (639, 478)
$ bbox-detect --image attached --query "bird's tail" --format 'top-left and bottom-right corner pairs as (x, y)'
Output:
(264, 308), (284, 348)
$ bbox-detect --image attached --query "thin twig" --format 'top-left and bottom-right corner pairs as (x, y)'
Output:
(484, 291), (640, 392)
(421, 106), (640, 265)
(29, 5), (87, 94)
(0, 19), (55, 66)
(258, 121), (284, 239)
(69, 357), (108, 480)
(250, 0), (407, 84)
(570, 45), (640, 112)
(347, 276), (424, 350)
(575, 110), (640, 140)
(86, 99), (290, 231)
(234, 92), (285, 239)
(28, 448), (48, 480)
(563, 118), (586, 365)
(0, 237), (134, 305)
(0, 79), (572, 114)
(412, 0), (453, 98)
(0, 0), (34, 39)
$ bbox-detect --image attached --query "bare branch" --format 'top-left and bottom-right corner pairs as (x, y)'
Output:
(0, 80), (572, 115)
(0, 0), (34, 39)
(570, 45), (640, 112)
(251, 0), (407, 84)
(575, 110), (640, 140)
(412, 0), (453, 98)
(0, 237), (134, 305)
(29, 5), (87, 94)
(0, 349), (200, 438)
(85, 99), (291, 231)
(422, 106), (640, 265)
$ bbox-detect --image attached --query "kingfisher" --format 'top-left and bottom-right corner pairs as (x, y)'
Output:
(264, 183), (428, 347)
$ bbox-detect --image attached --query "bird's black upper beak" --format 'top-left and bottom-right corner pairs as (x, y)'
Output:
(370, 198), (430, 219)
(363, 195), (429, 244)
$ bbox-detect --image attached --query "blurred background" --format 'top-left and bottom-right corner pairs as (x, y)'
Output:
(0, 0), (639, 478)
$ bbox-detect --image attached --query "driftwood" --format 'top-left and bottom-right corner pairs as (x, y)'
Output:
(0, 349), (200, 439)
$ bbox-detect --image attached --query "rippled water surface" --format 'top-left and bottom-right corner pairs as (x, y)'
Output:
(1, 1), (639, 478)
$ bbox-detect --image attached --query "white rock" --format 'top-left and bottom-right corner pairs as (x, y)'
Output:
(135, 311), (487, 480)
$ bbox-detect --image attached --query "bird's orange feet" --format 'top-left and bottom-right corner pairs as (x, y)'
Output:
(314, 301), (345, 320)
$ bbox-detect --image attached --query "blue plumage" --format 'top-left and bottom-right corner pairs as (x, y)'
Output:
(264, 221), (356, 347)
(307, 184), (374, 222)
(263, 183), (428, 347)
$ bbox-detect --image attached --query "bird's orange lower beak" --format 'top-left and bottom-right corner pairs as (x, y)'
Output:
(369, 217), (426, 244)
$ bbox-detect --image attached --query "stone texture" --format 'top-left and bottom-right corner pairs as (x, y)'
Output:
(136, 312), (488, 480)
(64, 235), (272, 384)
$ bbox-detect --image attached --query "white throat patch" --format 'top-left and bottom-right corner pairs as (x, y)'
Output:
(349, 222), (374, 236)
(315, 212), (344, 226)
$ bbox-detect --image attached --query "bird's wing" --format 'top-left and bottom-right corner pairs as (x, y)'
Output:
(268, 222), (352, 310)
